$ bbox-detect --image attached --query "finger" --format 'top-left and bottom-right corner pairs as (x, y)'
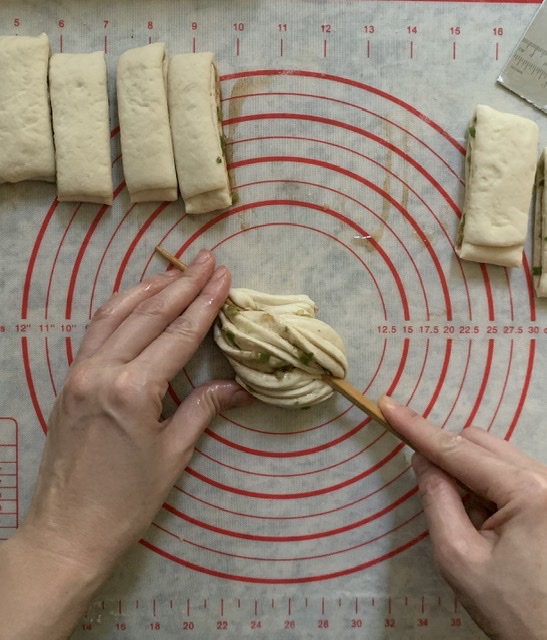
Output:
(379, 396), (518, 505)
(98, 250), (216, 363)
(412, 453), (490, 568)
(460, 426), (545, 472)
(165, 381), (253, 466)
(136, 265), (231, 381)
(73, 270), (181, 365)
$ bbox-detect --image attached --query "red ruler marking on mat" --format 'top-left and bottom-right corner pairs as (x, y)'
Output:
(0, 418), (19, 540)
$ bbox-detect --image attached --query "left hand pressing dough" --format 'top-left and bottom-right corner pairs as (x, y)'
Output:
(0, 33), (55, 183)
(215, 288), (348, 408)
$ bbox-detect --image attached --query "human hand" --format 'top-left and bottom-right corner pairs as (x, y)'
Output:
(379, 396), (547, 640)
(21, 250), (252, 578)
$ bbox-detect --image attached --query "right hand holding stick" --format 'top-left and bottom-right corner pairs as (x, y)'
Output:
(379, 396), (547, 640)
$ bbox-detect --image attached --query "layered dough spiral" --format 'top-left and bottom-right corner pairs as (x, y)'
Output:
(214, 288), (348, 408)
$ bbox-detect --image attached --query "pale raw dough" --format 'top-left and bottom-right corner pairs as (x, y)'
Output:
(456, 104), (539, 268)
(214, 288), (348, 408)
(533, 149), (547, 296)
(49, 52), (113, 205)
(0, 33), (55, 183)
(117, 43), (178, 203)
(168, 52), (232, 214)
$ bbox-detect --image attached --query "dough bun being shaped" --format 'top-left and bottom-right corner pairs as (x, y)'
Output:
(456, 104), (539, 268)
(214, 288), (348, 408)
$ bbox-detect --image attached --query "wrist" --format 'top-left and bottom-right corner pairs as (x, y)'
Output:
(15, 523), (108, 587)
(21, 489), (138, 582)
(0, 530), (107, 640)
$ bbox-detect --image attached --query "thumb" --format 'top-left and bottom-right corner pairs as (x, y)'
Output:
(168, 380), (253, 454)
(411, 453), (490, 575)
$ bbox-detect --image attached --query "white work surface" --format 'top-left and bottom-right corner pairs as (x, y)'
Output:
(1, 0), (546, 637)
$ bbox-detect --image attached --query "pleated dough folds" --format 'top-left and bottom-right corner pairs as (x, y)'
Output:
(117, 43), (178, 203)
(456, 104), (539, 268)
(168, 52), (232, 214)
(214, 288), (348, 408)
(533, 149), (547, 296)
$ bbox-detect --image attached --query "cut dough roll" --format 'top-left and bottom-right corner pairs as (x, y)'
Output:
(117, 43), (178, 203)
(533, 149), (547, 296)
(49, 52), (113, 205)
(214, 288), (348, 408)
(456, 104), (539, 268)
(0, 33), (55, 183)
(168, 52), (232, 214)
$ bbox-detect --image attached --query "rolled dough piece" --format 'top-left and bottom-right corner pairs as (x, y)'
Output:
(49, 52), (113, 205)
(168, 52), (232, 214)
(0, 33), (55, 183)
(214, 288), (348, 408)
(456, 104), (539, 268)
(117, 43), (178, 203)
(533, 149), (547, 296)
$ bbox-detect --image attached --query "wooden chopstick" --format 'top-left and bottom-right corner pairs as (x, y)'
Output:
(322, 376), (496, 508)
(155, 245), (188, 271)
(322, 376), (414, 449)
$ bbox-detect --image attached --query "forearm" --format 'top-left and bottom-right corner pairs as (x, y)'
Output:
(0, 257), (246, 639)
(0, 532), (106, 640)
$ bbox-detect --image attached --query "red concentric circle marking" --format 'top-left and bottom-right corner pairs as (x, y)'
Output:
(20, 69), (536, 582)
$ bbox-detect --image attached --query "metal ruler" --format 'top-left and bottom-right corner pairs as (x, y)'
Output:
(498, 0), (547, 113)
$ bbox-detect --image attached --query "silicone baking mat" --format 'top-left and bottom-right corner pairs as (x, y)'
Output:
(1, 0), (546, 637)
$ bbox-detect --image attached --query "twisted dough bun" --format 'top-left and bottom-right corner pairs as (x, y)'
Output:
(214, 288), (348, 408)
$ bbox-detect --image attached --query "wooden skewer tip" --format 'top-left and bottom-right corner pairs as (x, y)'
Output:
(155, 245), (187, 271)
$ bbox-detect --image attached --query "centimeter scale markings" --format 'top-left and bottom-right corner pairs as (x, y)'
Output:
(7, 14), (508, 63)
(9, 321), (547, 336)
(80, 593), (466, 635)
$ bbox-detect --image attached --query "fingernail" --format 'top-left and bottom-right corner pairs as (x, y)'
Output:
(232, 388), (254, 407)
(379, 394), (397, 411)
(161, 268), (180, 278)
(211, 265), (229, 282)
(193, 249), (212, 265)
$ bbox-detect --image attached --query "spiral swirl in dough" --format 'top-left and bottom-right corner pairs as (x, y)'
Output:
(214, 288), (348, 408)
